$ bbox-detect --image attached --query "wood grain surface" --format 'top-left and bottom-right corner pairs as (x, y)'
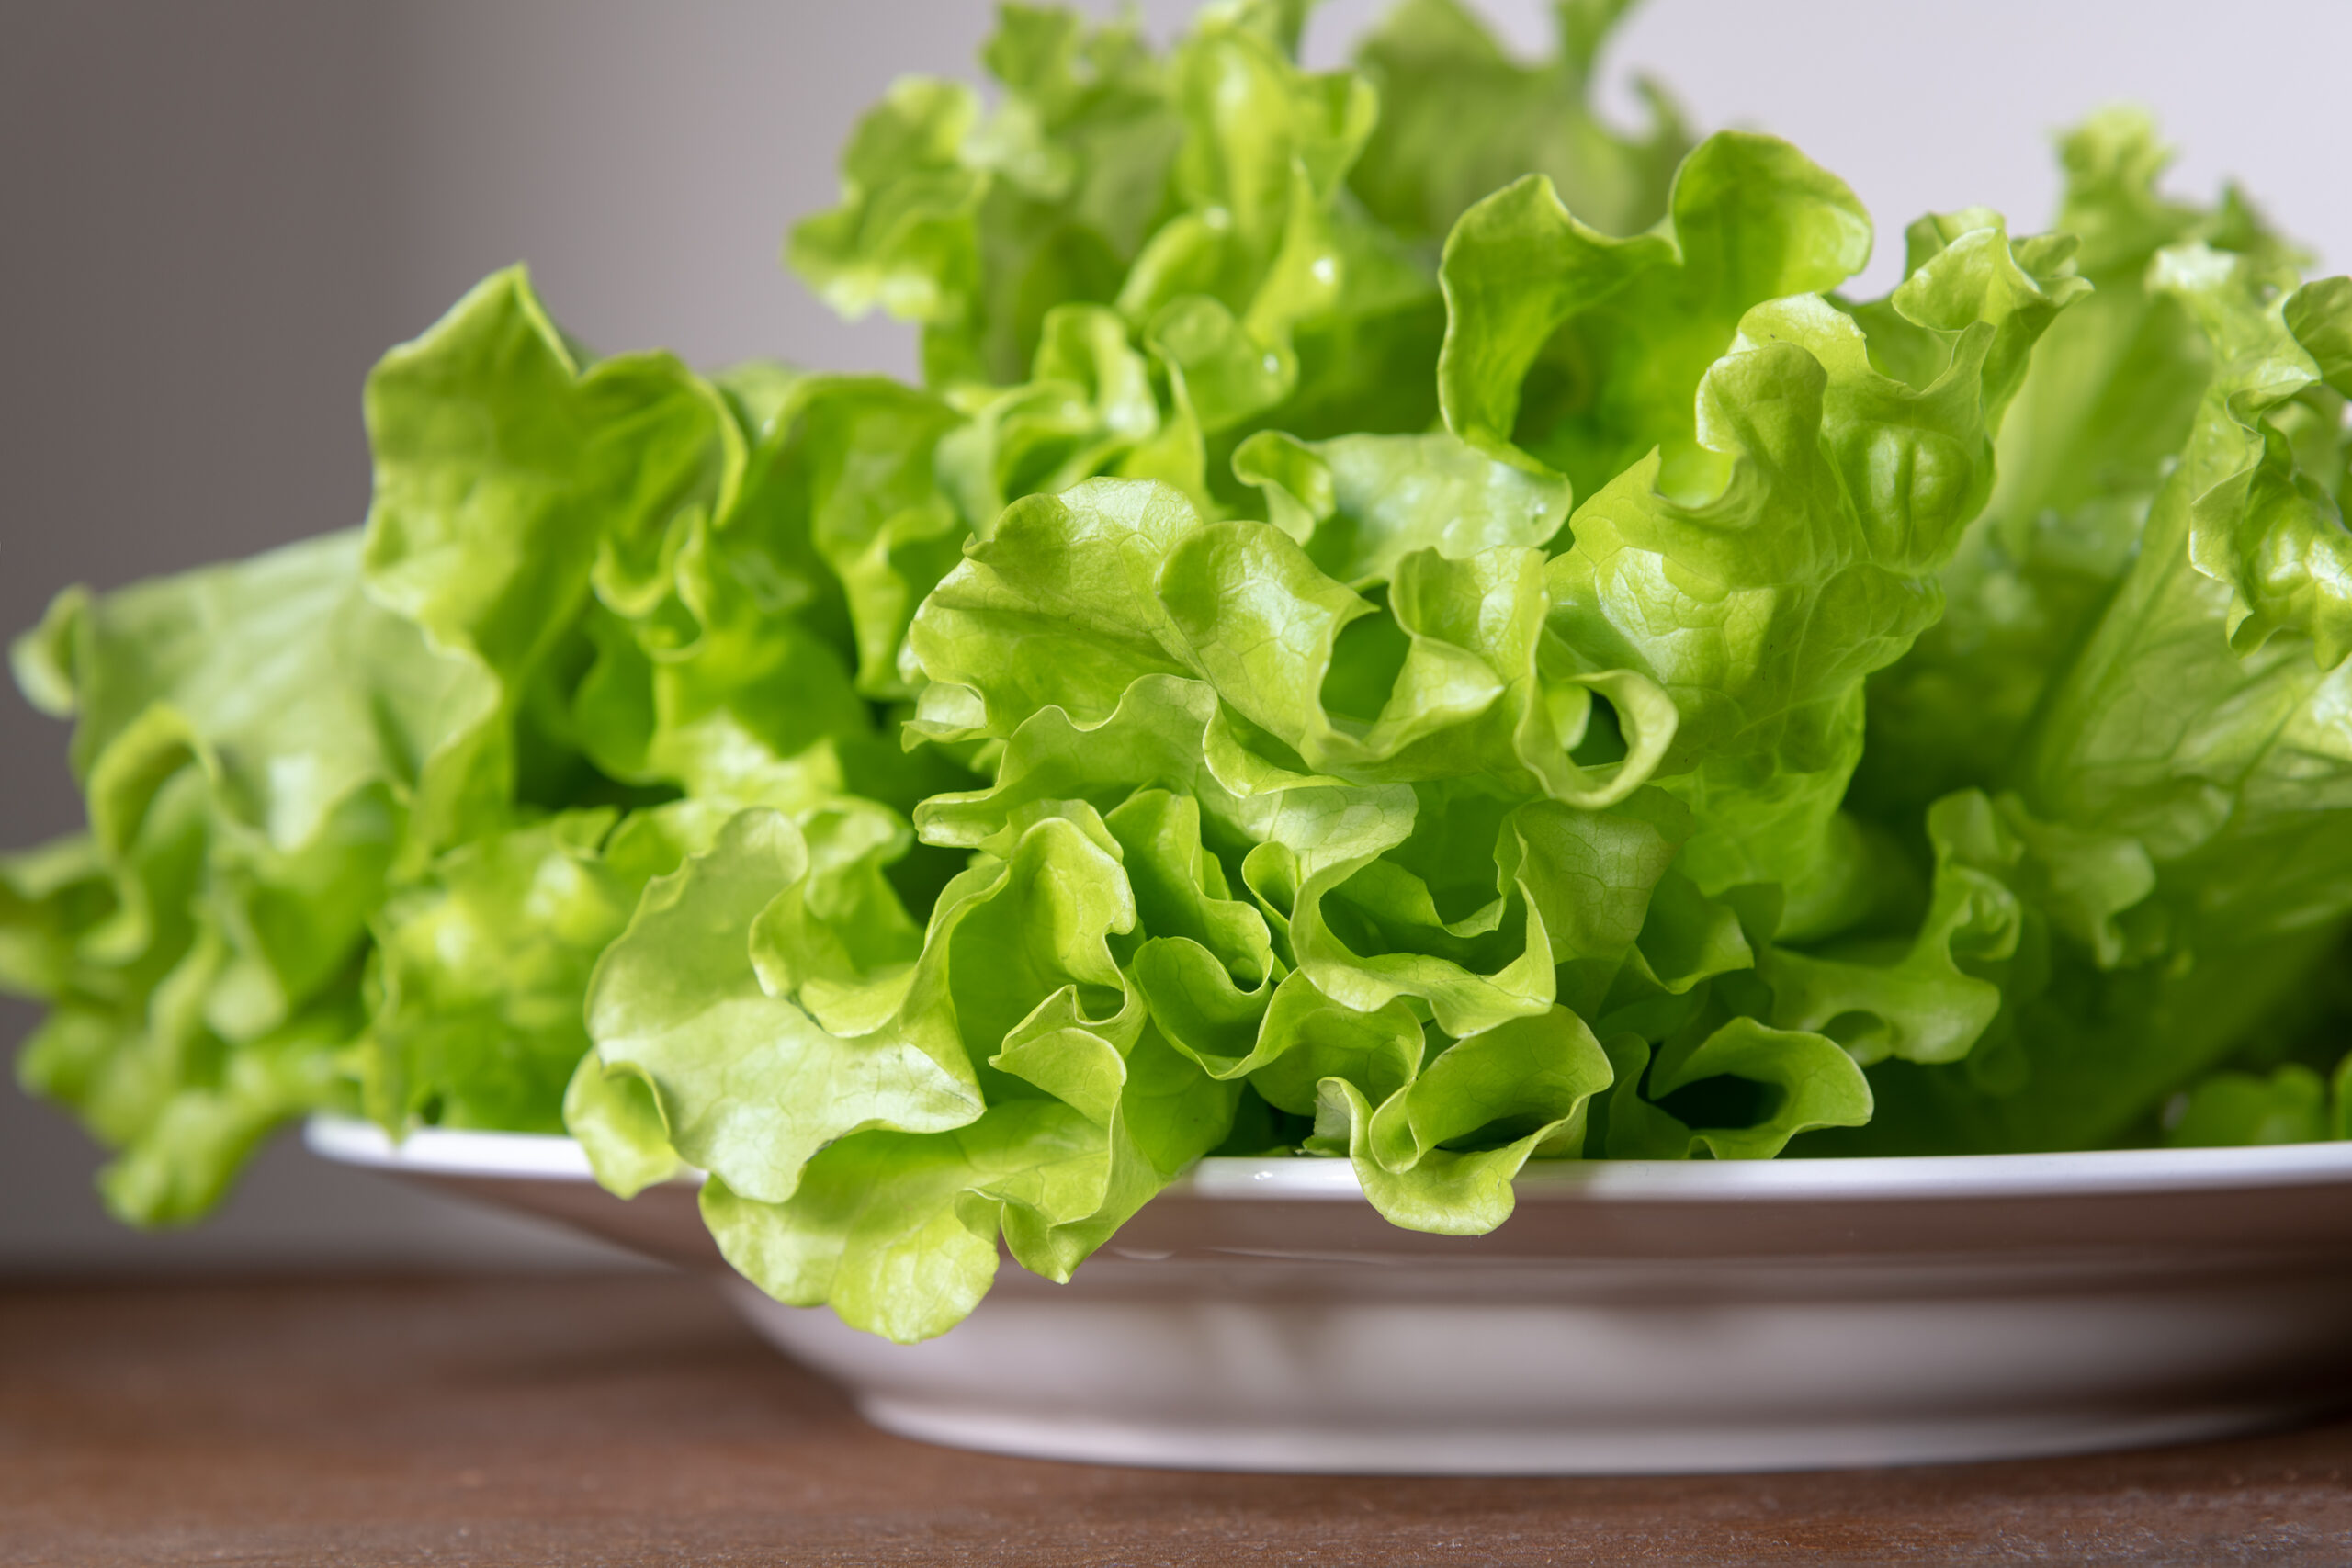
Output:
(4, 1274), (2347, 1566)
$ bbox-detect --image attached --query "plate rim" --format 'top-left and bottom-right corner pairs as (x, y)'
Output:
(301, 1113), (2352, 1204)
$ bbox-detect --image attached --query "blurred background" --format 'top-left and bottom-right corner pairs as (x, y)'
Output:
(5, 0), (2346, 1271)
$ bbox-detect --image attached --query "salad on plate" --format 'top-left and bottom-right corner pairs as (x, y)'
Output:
(6, 0), (2350, 1343)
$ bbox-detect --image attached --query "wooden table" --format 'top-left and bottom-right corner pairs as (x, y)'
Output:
(5, 1275), (2348, 1565)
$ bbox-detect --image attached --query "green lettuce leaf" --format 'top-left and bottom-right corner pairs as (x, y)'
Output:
(1542, 206), (2083, 922)
(1232, 427), (1572, 582)
(792, 2), (1448, 491)
(5, 531), (474, 1220)
(790, 9), (1179, 389)
(1834, 231), (2352, 1154)
(562, 1046), (684, 1199)
(701, 1060), (1229, 1346)
(1318, 1004), (1614, 1233)
(2018, 243), (2352, 942)
(911, 476), (1676, 806)
(367, 808), (659, 1134)
(1857, 110), (2303, 825)
(1348, 0), (1687, 246)
(2164, 1064), (2330, 1147)
(1586, 1019), (1872, 1158)
(582, 806), (979, 1204)
(1759, 790), (2157, 1073)
(606, 794), (1245, 1340)
(362, 266), (738, 857)
(1440, 130), (1874, 499)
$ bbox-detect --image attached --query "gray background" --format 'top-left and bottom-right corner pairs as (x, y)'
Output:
(5, 0), (2346, 1270)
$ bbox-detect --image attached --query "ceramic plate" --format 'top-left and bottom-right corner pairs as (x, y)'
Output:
(305, 1115), (2352, 1474)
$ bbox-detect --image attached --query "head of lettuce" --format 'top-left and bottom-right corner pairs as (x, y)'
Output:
(6, 0), (2349, 1342)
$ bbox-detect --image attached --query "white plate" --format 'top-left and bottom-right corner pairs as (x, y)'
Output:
(304, 1115), (2352, 1474)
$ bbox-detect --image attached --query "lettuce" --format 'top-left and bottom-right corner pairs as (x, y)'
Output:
(6, 260), (977, 1217)
(9, 0), (2352, 1348)
(6, 533), (469, 1221)
(1347, 0), (1688, 246)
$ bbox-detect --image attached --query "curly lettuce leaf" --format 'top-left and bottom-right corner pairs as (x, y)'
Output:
(2018, 245), (2352, 933)
(1232, 427), (1572, 583)
(581, 806), (981, 1204)
(1440, 130), (1873, 500)
(603, 797), (1242, 1341)
(1317, 1004), (1614, 1233)
(367, 808), (656, 1134)
(362, 265), (746, 852)
(572, 369), (941, 792)
(1858, 110), (2305, 825)
(561, 1041), (686, 1198)
(1759, 790), (2158, 1073)
(792, 1), (1447, 487)
(1348, 0), (1687, 247)
(702, 1033), (1232, 1346)
(1586, 1019), (1871, 1159)
(790, 10), (1178, 389)
(910, 477), (1676, 811)
(2163, 1064), (2331, 1147)
(1832, 241), (2351, 1155)
(1542, 211), (2083, 923)
(5, 531), (475, 1221)
(2174, 258), (2352, 665)
(938, 302), (1215, 525)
